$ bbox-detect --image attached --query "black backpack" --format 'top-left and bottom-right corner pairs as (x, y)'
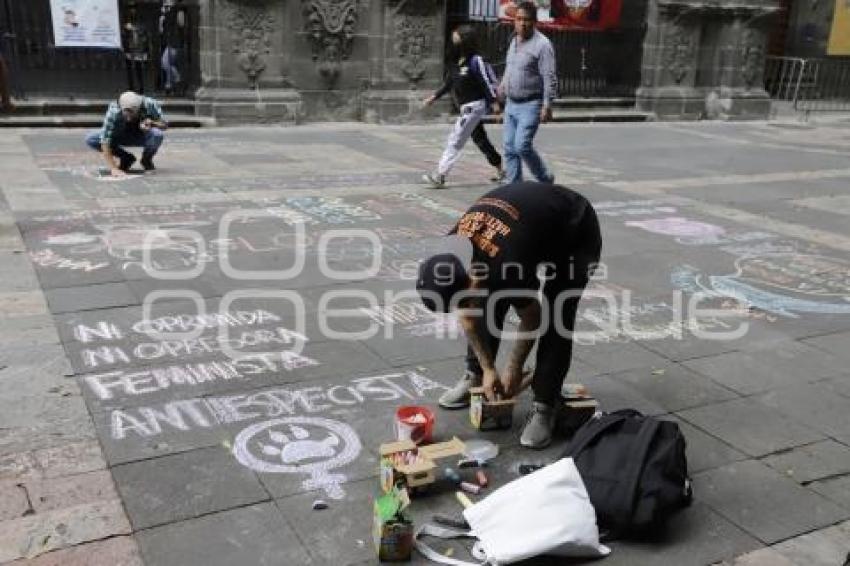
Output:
(560, 409), (693, 539)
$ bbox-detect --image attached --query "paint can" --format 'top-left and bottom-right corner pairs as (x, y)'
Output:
(395, 405), (435, 445)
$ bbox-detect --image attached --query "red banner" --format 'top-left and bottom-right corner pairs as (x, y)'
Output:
(499, 0), (622, 31)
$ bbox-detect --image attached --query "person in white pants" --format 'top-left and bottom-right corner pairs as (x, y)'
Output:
(423, 26), (503, 188)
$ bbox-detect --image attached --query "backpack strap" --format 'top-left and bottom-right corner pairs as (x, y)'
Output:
(608, 418), (660, 536)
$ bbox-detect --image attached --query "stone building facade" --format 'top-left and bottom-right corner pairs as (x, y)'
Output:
(192, 0), (781, 123)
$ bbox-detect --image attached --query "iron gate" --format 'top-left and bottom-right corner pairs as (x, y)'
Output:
(446, 0), (648, 98)
(0, 0), (198, 99)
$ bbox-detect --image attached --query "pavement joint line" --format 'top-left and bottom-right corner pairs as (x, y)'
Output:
(605, 191), (850, 252)
(600, 167), (850, 193)
(128, 497), (275, 535)
(660, 124), (850, 157)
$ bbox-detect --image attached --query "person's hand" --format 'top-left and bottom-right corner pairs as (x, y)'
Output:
(500, 366), (524, 399)
(140, 118), (152, 131)
(110, 167), (127, 177)
(482, 367), (503, 402)
(423, 95), (436, 107)
(491, 101), (501, 115)
(540, 105), (553, 123)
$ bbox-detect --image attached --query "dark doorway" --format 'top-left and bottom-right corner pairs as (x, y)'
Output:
(445, 0), (649, 98)
(0, 0), (198, 99)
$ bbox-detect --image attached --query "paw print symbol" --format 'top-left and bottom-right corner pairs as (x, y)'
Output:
(259, 425), (340, 465)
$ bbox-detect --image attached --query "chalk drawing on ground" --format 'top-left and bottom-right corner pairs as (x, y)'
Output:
(625, 216), (727, 244)
(235, 417), (361, 499)
(672, 253), (850, 318)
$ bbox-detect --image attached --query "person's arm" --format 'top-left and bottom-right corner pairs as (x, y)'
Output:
(459, 309), (503, 401)
(538, 38), (557, 122)
(141, 98), (168, 130)
(99, 110), (124, 176)
(497, 39), (514, 102)
(425, 73), (452, 105)
(502, 299), (540, 397)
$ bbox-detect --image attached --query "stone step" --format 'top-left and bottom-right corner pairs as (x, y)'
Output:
(6, 97), (197, 117)
(0, 113), (215, 128)
(550, 97), (637, 110)
(482, 108), (653, 124)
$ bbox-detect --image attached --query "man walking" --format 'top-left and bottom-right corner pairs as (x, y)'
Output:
(416, 182), (601, 448)
(85, 91), (167, 177)
(499, 1), (557, 184)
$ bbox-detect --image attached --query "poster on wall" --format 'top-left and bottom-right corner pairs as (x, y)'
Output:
(50, 0), (121, 48)
(827, 0), (850, 55)
(499, 0), (622, 31)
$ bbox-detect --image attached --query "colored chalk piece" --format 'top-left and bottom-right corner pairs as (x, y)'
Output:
(456, 491), (473, 509)
(443, 467), (461, 484)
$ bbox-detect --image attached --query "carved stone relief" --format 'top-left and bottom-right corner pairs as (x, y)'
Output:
(225, 0), (276, 88)
(394, 15), (434, 83)
(303, 0), (361, 88)
(740, 28), (765, 88)
(663, 25), (695, 85)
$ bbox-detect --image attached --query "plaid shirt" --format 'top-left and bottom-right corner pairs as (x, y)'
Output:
(100, 97), (165, 145)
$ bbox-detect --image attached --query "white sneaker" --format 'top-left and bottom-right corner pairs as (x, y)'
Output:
(423, 172), (446, 188)
(438, 371), (481, 409)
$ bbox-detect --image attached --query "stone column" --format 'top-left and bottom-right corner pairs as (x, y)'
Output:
(637, 0), (780, 121)
(704, 5), (779, 119)
(291, 0), (373, 120)
(195, 0), (302, 124)
(361, 0), (447, 123)
(637, 1), (704, 119)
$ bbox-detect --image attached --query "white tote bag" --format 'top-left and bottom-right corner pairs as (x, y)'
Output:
(415, 458), (610, 565)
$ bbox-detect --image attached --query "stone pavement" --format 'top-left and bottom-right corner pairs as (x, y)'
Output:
(0, 119), (849, 566)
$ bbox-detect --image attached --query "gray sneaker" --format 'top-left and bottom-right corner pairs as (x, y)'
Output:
(520, 402), (557, 449)
(438, 371), (480, 409)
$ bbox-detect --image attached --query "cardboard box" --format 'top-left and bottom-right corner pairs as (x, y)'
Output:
(469, 387), (515, 430)
(374, 487), (413, 562)
(378, 438), (466, 493)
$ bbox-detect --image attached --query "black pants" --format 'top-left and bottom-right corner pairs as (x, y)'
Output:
(471, 122), (502, 168)
(465, 203), (602, 405)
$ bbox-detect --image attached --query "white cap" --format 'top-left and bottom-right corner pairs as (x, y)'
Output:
(118, 91), (143, 111)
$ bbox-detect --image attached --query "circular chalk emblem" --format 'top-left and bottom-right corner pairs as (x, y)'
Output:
(233, 417), (362, 499)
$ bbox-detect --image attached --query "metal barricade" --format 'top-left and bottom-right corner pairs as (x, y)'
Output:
(794, 58), (850, 112)
(765, 55), (850, 113)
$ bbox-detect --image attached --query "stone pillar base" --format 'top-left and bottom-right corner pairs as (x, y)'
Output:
(361, 89), (446, 124)
(704, 87), (772, 120)
(194, 88), (303, 125)
(637, 87), (705, 120)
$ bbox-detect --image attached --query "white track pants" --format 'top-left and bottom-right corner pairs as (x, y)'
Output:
(437, 99), (488, 176)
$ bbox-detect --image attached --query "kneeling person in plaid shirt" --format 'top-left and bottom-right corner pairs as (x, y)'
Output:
(85, 91), (168, 177)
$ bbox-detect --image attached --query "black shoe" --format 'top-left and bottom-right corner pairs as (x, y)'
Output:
(119, 154), (137, 172)
(140, 154), (155, 171)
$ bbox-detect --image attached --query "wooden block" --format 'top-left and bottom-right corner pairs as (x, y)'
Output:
(419, 437), (466, 461)
(469, 387), (516, 430)
(558, 398), (599, 434)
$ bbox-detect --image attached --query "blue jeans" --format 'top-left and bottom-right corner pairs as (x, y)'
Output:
(503, 99), (552, 184)
(161, 47), (181, 90)
(85, 128), (164, 162)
